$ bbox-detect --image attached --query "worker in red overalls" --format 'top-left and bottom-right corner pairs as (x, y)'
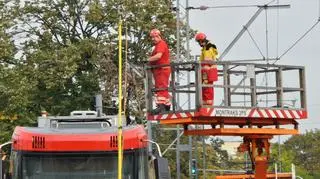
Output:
(149, 29), (171, 114)
(195, 32), (218, 105)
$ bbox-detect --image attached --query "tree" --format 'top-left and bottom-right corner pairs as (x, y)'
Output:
(0, 1), (16, 65)
(270, 130), (320, 177)
(0, 0), (195, 144)
(210, 138), (230, 167)
(1, 0), (189, 113)
(284, 130), (320, 175)
(269, 142), (295, 172)
(0, 0), (37, 144)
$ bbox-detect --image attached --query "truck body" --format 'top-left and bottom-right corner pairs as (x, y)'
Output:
(1, 111), (169, 179)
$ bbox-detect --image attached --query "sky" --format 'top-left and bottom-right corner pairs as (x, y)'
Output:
(183, 0), (320, 138)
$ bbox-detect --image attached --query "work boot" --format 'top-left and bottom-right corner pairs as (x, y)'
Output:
(151, 104), (166, 115)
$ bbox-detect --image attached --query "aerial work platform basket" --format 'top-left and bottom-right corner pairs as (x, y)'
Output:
(145, 61), (307, 179)
(145, 61), (307, 135)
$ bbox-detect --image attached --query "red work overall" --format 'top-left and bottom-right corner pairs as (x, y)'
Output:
(150, 39), (171, 106)
(201, 62), (218, 105)
(153, 67), (171, 105)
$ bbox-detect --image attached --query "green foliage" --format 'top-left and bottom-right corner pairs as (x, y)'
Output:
(1, 2), (318, 179)
(0, 0), (194, 143)
(0, 2), (16, 65)
(210, 138), (230, 167)
(284, 130), (320, 176)
(270, 130), (320, 178)
(151, 126), (238, 178)
(269, 142), (295, 172)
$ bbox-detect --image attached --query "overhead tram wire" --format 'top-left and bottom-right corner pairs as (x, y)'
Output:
(273, 20), (320, 64)
(265, 7), (270, 64)
(276, 0), (280, 60)
(267, 0), (276, 5)
(187, 0), (320, 64)
(218, 4), (290, 61)
(274, 1), (320, 64)
(186, 5), (260, 10)
(186, 2), (286, 11)
(265, 5), (270, 107)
